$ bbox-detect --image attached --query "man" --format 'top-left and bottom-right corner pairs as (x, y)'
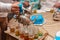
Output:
(0, 2), (19, 40)
(0, 1), (31, 40)
(53, 2), (60, 21)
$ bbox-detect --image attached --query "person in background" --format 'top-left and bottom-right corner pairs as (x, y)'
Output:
(53, 2), (60, 21)
(54, 2), (60, 8)
(23, 1), (30, 8)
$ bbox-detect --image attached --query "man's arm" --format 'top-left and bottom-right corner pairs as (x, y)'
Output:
(0, 2), (12, 12)
(0, 2), (19, 14)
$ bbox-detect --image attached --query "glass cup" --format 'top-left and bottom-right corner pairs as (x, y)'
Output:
(50, 9), (54, 13)
(28, 25), (35, 40)
(23, 25), (29, 40)
(20, 33), (24, 38)
(33, 9), (37, 14)
(19, 23), (24, 38)
(10, 28), (15, 33)
(15, 29), (20, 36)
(28, 33), (34, 40)
(9, 25), (15, 33)
(33, 26), (39, 39)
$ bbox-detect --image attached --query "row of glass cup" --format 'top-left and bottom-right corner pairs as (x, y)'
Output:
(19, 24), (40, 40)
(8, 23), (42, 40)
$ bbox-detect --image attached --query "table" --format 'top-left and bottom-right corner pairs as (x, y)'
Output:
(5, 18), (48, 40)
(4, 12), (60, 40)
(41, 12), (60, 40)
(31, 12), (60, 40)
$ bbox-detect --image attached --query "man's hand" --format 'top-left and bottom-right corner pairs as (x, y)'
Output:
(11, 2), (19, 15)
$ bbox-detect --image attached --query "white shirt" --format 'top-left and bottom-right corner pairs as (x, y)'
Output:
(0, 2), (12, 12)
(0, 0), (12, 12)
(0, 0), (12, 3)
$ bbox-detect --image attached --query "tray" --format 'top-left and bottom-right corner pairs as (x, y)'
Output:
(5, 27), (48, 40)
